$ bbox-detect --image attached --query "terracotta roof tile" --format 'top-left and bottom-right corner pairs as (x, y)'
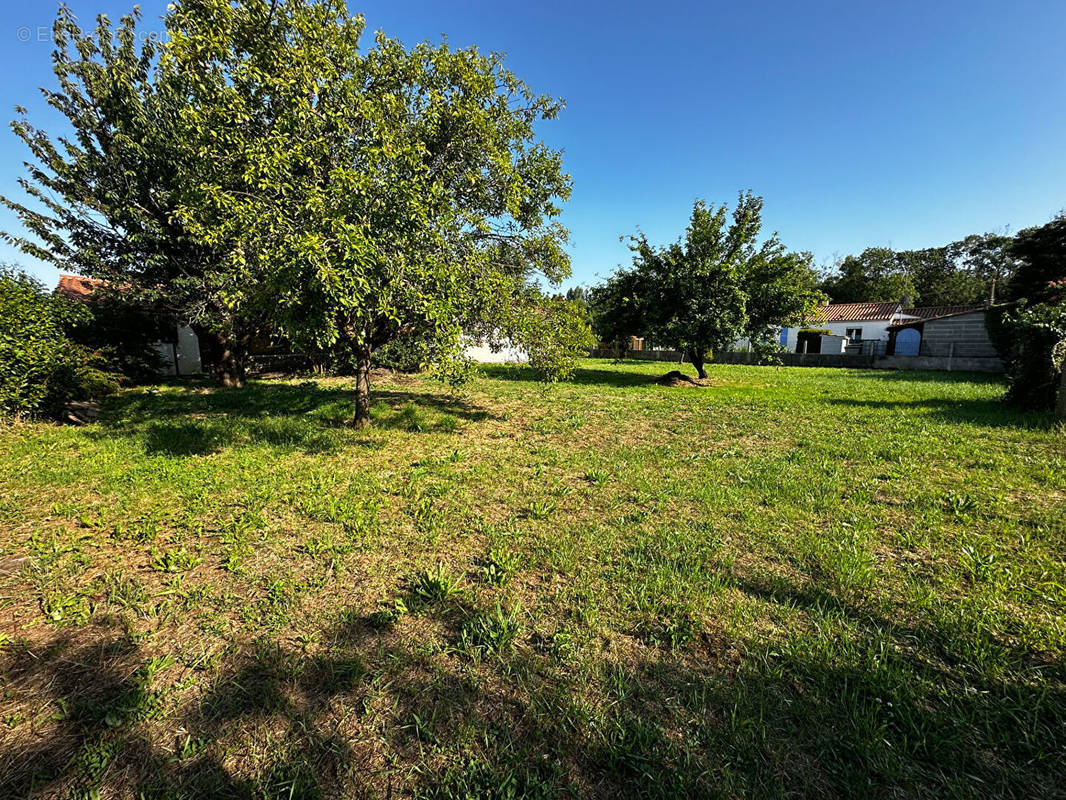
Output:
(56, 274), (106, 300)
(809, 302), (903, 323)
(903, 305), (985, 320)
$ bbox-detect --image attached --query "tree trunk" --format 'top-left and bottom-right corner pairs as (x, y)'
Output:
(353, 349), (372, 428)
(215, 333), (249, 388)
(688, 350), (708, 379)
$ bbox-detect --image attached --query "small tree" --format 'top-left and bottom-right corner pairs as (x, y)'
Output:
(593, 193), (822, 378)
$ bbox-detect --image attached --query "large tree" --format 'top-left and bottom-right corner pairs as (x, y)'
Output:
(593, 193), (822, 378)
(819, 248), (916, 305)
(160, 0), (581, 426)
(0, 6), (269, 387)
(819, 236), (1018, 307)
(3, 1), (587, 411)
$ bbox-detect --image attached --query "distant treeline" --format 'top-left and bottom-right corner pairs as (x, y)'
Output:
(817, 233), (1019, 307)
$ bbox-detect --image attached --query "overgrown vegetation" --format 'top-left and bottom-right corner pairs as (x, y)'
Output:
(1, 360), (1063, 798)
(0, 266), (120, 418)
(987, 214), (1066, 411)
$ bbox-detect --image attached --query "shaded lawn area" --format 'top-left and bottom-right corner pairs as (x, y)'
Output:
(0, 359), (1064, 798)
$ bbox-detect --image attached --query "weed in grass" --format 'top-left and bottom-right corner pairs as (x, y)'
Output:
(460, 600), (522, 655)
(149, 546), (201, 573)
(411, 563), (463, 605)
(368, 597), (409, 628)
(960, 543), (998, 583)
(104, 573), (147, 612)
(399, 402), (429, 432)
(526, 500), (557, 520)
(584, 468), (611, 487)
(111, 517), (158, 543)
(478, 546), (521, 586)
(945, 492), (980, 518)
(41, 590), (92, 626)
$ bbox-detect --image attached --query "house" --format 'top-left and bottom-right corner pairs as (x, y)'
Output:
(463, 335), (528, 364)
(886, 307), (998, 358)
(775, 301), (987, 355)
(777, 301), (915, 354)
(56, 274), (202, 376)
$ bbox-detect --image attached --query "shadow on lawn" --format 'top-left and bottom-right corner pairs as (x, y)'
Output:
(91, 381), (496, 457)
(824, 396), (1057, 430)
(3, 576), (1064, 799)
(480, 363), (679, 389)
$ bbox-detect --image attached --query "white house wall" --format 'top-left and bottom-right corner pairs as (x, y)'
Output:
(777, 319), (913, 352)
(150, 324), (203, 376)
(463, 339), (528, 364)
(175, 325), (202, 374)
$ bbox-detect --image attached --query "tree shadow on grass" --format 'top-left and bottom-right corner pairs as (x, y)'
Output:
(823, 396), (1058, 430)
(91, 381), (498, 457)
(3, 576), (1065, 799)
(479, 363), (678, 389)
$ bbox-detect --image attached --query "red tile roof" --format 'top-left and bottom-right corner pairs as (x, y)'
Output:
(809, 302), (903, 323)
(903, 305), (985, 320)
(56, 273), (106, 300)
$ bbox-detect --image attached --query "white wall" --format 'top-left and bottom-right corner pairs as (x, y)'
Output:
(779, 319), (909, 352)
(463, 339), (528, 364)
(150, 324), (202, 375)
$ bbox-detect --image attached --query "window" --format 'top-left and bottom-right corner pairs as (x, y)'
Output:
(845, 328), (863, 342)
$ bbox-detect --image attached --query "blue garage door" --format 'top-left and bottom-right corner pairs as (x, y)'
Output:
(895, 328), (921, 356)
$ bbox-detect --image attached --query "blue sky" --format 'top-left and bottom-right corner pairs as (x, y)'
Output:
(1, 0), (1064, 290)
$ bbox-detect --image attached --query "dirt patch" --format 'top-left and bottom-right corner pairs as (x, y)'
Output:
(656, 370), (709, 387)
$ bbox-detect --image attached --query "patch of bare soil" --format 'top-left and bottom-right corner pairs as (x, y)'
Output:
(656, 370), (709, 387)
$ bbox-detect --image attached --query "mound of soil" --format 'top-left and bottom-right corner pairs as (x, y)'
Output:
(656, 370), (708, 387)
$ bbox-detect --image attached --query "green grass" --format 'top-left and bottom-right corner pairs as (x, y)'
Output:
(0, 359), (1064, 798)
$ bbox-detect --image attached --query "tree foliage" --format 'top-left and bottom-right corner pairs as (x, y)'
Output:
(3, 1), (586, 419)
(592, 194), (822, 376)
(0, 6), (266, 387)
(819, 235), (1018, 307)
(987, 216), (1066, 411)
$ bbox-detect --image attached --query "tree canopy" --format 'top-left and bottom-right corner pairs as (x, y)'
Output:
(592, 193), (823, 377)
(818, 235), (1018, 308)
(4, 0), (589, 422)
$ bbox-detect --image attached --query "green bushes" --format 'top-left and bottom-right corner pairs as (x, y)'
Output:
(986, 216), (1066, 411)
(0, 266), (120, 418)
(987, 300), (1066, 410)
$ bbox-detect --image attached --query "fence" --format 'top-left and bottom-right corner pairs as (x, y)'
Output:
(593, 348), (1003, 373)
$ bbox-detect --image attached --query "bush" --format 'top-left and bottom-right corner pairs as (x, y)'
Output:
(987, 300), (1066, 410)
(0, 266), (120, 418)
(988, 216), (1066, 411)
(59, 292), (167, 381)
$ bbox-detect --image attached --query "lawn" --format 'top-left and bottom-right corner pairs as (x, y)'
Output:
(0, 359), (1064, 799)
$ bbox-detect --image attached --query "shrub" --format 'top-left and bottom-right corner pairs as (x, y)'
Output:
(987, 216), (1066, 411)
(59, 292), (167, 381)
(987, 300), (1066, 411)
(0, 266), (120, 418)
